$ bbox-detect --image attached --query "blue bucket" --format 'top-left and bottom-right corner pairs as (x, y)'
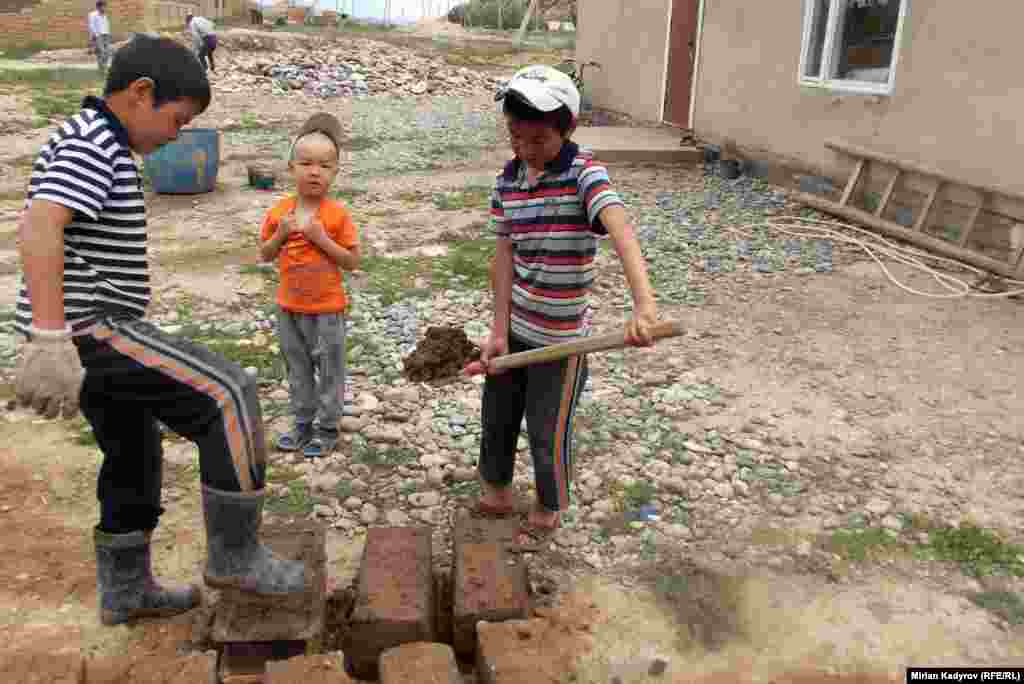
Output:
(143, 128), (221, 194)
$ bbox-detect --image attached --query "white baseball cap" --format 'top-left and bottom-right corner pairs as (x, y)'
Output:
(497, 65), (580, 118)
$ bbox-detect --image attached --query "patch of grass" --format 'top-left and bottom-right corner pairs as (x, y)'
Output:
(334, 479), (353, 500)
(266, 463), (303, 484)
(68, 415), (98, 447)
(31, 89), (91, 122)
(238, 111), (260, 129)
(359, 253), (427, 306)
(334, 187), (369, 203)
(1, 41), (49, 60)
(622, 480), (656, 509)
(337, 19), (397, 33)
(924, 522), (1024, 578)
(351, 442), (417, 468)
(827, 526), (900, 561)
(448, 479), (481, 498)
(197, 332), (285, 382)
(265, 479), (318, 515)
(432, 186), (492, 211)
(968, 590), (1024, 625)
(431, 238), (494, 291)
(342, 136), (380, 152)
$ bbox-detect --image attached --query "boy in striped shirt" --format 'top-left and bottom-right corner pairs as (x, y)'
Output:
(13, 35), (306, 627)
(477, 65), (659, 541)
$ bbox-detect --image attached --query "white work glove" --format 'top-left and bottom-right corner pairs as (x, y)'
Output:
(14, 326), (85, 419)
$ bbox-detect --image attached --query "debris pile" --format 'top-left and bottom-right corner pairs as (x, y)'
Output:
(402, 326), (480, 382)
(218, 35), (504, 98)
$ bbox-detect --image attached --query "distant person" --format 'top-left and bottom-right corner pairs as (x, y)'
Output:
(185, 13), (217, 73)
(87, 0), (112, 73)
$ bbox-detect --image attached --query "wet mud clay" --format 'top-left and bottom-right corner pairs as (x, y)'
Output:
(402, 326), (480, 382)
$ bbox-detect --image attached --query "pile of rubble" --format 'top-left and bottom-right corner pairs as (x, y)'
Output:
(218, 36), (504, 98)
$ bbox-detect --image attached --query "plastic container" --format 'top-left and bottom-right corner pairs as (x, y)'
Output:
(143, 128), (220, 194)
(247, 163), (276, 191)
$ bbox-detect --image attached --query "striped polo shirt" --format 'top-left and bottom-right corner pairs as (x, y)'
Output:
(15, 96), (149, 337)
(491, 141), (624, 347)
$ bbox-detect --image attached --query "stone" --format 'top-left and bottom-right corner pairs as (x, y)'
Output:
(865, 498), (893, 516)
(367, 427), (403, 444)
(453, 467), (476, 482)
(881, 514), (904, 531)
(420, 454), (448, 469)
(649, 657), (670, 676)
(385, 510), (410, 526)
(343, 527), (435, 681)
(350, 464), (372, 479)
(265, 654), (352, 683)
(311, 473), (342, 492)
(795, 541), (813, 557)
(379, 643), (460, 684)
(339, 417), (365, 433)
(344, 497), (363, 511)
(356, 393), (380, 413)
(714, 482), (734, 498)
(409, 491), (441, 508)
(426, 467), (446, 486)
(360, 503), (379, 525)
(452, 514), (529, 658)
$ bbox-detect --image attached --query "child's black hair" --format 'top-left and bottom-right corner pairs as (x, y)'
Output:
(104, 35), (212, 114)
(502, 91), (575, 136)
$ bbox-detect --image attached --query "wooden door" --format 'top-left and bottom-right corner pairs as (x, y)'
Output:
(663, 0), (700, 127)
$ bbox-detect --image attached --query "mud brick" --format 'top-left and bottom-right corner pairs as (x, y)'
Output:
(343, 526), (435, 680)
(219, 641), (307, 684)
(476, 619), (582, 684)
(265, 654), (352, 684)
(214, 522), (327, 647)
(451, 513), (529, 658)
(85, 651), (218, 684)
(379, 642), (461, 684)
(0, 652), (85, 684)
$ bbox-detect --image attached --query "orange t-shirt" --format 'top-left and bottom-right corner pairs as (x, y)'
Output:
(259, 196), (359, 314)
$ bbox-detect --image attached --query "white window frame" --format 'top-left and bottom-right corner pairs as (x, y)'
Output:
(798, 0), (909, 95)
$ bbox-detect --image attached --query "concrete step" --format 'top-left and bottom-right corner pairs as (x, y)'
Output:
(574, 126), (701, 164)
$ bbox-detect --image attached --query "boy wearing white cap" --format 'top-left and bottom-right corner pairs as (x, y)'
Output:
(476, 64), (660, 544)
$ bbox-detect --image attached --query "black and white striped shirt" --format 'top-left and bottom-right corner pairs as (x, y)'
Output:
(15, 96), (150, 336)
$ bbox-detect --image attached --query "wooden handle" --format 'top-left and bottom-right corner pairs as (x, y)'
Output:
(487, 320), (684, 371)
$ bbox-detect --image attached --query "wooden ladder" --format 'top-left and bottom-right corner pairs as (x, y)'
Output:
(796, 138), (1024, 280)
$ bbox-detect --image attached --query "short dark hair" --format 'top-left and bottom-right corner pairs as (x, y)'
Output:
(502, 91), (575, 136)
(104, 35), (211, 113)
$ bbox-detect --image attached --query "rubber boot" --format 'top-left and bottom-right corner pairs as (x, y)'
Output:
(201, 485), (306, 596)
(94, 528), (202, 626)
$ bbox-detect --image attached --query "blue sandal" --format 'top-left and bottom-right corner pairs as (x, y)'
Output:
(275, 423), (313, 452)
(302, 429), (339, 459)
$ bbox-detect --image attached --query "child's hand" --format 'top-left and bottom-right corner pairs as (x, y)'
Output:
(479, 331), (508, 375)
(277, 211), (298, 239)
(301, 217), (328, 246)
(625, 303), (658, 347)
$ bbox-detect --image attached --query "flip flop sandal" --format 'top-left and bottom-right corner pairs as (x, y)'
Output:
(473, 499), (516, 517)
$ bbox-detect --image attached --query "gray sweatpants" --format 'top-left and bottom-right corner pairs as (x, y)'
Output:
(94, 34), (112, 72)
(277, 309), (346, 433)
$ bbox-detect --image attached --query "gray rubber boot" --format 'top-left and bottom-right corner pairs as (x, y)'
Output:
(95, 528), (202, 626)
(201, 485), (306, 596)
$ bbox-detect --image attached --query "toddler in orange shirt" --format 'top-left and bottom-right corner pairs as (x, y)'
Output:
(259, 113), (360, 458)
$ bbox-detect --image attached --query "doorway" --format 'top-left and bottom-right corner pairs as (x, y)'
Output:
(663, 0), (701, 127)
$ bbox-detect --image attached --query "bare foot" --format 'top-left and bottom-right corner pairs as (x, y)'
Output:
(526, 508), (559, 530)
